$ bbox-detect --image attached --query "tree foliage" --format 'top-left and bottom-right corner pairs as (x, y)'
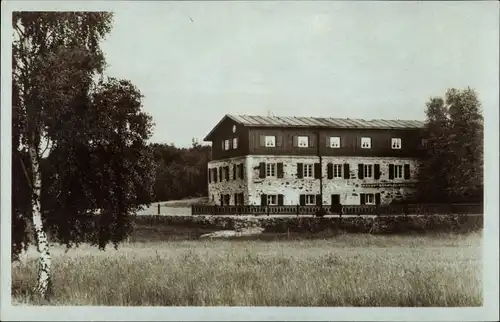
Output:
(12, 12), (155, 266)
(151, 140), (211, 202)
(417, 88), (483, 203)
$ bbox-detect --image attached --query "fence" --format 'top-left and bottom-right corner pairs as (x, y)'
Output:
(190, 203), (483, 216)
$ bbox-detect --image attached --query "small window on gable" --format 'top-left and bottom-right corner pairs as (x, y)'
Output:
(361, 137), (371, 149)
(265, 135), (276, 147)
(391, 138), (401, 149)
(224, 139), (230, 151)
(421, 138), (428, 147)
(329, 136), (340, 148)
(298, 136), (309, 148)
(233, 137), (238, 149)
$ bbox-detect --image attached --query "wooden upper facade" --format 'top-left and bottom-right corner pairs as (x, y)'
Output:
(204, 115), (426, 161)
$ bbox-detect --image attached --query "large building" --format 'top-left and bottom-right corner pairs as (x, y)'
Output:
(203, 114), (425, 207)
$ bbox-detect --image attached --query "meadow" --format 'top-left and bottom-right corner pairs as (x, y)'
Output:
(12, 230), (482, 307)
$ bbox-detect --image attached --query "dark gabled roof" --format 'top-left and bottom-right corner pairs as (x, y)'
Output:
(204, 114), (425, 141)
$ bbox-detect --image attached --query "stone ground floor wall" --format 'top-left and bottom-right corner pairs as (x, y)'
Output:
(246, 155), (420, 206)
(209, 155), (420, 206)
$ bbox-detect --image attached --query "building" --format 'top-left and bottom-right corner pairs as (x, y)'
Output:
(203, 114), (425, 207)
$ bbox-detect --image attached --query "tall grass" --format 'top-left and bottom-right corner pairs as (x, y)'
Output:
(12, 233), (482, 306)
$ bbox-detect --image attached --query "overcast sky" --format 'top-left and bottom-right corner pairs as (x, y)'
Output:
(98, 1), (499, 147)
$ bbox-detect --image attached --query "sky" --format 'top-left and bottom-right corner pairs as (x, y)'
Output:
(98, 1), (499, 147)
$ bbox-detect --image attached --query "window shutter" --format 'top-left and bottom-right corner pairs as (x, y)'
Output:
(259, 135), (266, 147)
(374, 164), (380, 180)
(327, 163), (333, 179)
(314, 163), (321, 179)
(278, 194), (284, 206)
(375, 193), (381, 205)
(240, 193), (244, 205)
(277, 135), (283, 148)
(343, 163), (350, 179)
(358, 163), (364, 179)
(297, 163), (304, 178)
(213, 168), (218, 183)
(326, 137), (331, 147)
(219, 166), (223, 181)
(259, 162), (266, 178)
(388, 164), (394, 179)
(220, 193), (224, 205)
(260, 194), (267, 206)
(208, 169), (211, 183)
(293, 136), (298, 147)
(239, 164), (244, 179)
(299, 194), (306, 206)
(316, 194), (322, 206)
(404, 164), (411, 179)
(360, 193), (366, 205)
(233, 164), (236, 180)
(225, 166), (229, 181)
(309, 135), (315, 148)
(277, 162), (284, 178)
(234, 193), (238, 205)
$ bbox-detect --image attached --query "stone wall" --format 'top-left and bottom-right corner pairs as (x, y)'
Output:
(207, 157), (247, 205)
(246, 155), (420, 206)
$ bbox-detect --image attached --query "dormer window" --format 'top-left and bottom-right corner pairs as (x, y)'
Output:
(361, 137), (371, 149)
(391, 138), (402, 149)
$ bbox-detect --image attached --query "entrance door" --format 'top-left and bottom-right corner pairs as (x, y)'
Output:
(331, 194), (341, 213)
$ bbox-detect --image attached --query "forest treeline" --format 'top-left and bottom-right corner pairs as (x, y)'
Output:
(150, 140), (211, 202)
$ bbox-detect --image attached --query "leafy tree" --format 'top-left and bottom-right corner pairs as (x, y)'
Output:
(151, 140), (211, 202)
(12, 12), (154, 298)
(418, 88), (483, 203)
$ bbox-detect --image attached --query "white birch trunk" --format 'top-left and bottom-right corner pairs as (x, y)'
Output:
(29, 143), (52, 298)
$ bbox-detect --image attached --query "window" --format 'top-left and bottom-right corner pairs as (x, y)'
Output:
(365, 193), (375, 205)
(394, 165), (403, 178)
(224, 139), (230, 150)
(305, 195), (316, 205)
(233, 137), (238, 149)
(266, 163), (276, 177)
(361, 137), (371, 149)
(333, 164), (342, 178)
(303, 164), (313, 178)
(421, 138), (428, 147)
(267, 194), (278, 206)
(364, 164), (373, 178)
(329, 136), (341, 148)
(223, 194), (230, 205)
(391, 138), (401, 149)
(234, 193), (244, 205)
(265, 135), (276, 147)
(297, 136), (309, 148)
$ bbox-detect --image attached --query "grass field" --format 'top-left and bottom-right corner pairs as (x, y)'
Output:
(12, 231), (482, 306)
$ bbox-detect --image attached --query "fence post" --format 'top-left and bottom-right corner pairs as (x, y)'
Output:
(158, 203), (160, 215)
(296, 204), (300, 217)
(267, 205), (270, 217)
(339, 204), (343, 218)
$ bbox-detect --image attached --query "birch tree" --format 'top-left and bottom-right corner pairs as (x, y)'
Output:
(12, 12), (154, 298)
